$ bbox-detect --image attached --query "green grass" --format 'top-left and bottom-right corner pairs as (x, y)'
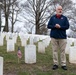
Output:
(0, 36), (76, 75)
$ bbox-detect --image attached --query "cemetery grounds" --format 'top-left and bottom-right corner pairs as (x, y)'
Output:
(0, 36), (76, 75)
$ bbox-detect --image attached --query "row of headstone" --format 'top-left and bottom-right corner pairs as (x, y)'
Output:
(1, 32), (76, 73)
(6, 32), (18, 43)
(19, 33), (50, 46)
(0, 32), (51, 64)
(0, 32), (50, 47)
(64, 38), (76, 64)
(2, 32), (76, 67)
(6, 32), (51, 53)
(6, 32), (50, 54)
(24, 36), (51, 63)
(18, 34), (51, 64)
(19, 36), (76, 64)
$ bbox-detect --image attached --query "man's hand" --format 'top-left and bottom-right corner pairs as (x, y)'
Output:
(55, 24), (61, 28)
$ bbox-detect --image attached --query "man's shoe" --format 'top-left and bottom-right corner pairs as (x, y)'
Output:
(52, 65), (58, 70)
(61, 66), (67, 70)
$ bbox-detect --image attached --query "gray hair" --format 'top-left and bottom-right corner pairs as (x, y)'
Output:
(56, 4), (62, 10)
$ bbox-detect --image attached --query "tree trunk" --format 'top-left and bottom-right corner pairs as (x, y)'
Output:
(3, 0), (9, 32)
(35, 0), (41, 34)
(3, 13), (9, 32)
(11, 9), (14, 33)
(35, 12), (40, 34)
(35, 23), (40, 34)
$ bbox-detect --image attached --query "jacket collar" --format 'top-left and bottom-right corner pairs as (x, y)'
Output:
(56, 14), (62, 19)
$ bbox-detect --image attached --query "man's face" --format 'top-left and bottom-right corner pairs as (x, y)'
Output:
(56, 6), (62, 15)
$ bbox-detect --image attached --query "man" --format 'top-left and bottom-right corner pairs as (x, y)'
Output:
(47, 5), (69, 70)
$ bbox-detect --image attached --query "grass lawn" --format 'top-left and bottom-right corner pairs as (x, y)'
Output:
(0, 36), (76, 75)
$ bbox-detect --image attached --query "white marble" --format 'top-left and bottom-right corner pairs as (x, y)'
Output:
(65, 39), (73, 54)
(69, 46), (76, 64)
(0, 36), (4, 46)
(7, 40), (15, 52)
(0, 56), (3, 75)
(24, 45), (36, 64)
(29, 37), (34, 45)
(38, 42), (45, 53)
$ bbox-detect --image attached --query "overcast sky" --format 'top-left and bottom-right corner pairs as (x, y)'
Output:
(1, 0), (76, 34)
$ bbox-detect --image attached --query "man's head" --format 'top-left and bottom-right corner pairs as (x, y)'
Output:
(56, 5), (62, 15)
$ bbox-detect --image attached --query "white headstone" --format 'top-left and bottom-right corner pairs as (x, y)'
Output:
(38, 42), (45, 53)
(65, 39), (72, 54)
(0, 36), (4, 46)
(74, 39), (76, 46)
(29, 37), (34, 45)
(0, 32), (5, 40)
(20, 35), (28, 46)
(7, 40), (15, 52)
(42, 37), (51, 48)
(39, 35), (48, 40)
(21, 39), (27, 46)
(69, 46), (76, 64)
(6, 32), (11, 41)
(24, 45), (36, 64)
(33, 36), (39, 43)
(12, 36), (17, 44)
(0, 56), (3, 75)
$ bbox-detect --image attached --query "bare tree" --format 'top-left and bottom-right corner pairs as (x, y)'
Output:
(0, 0), (3, 31)
(2, 0), (10, 32)
(9, 0), (21, 32)
(21, 0), (54, 34)
(2, 0), (20, 32)
(20, 0), (73, 34)
(23, 21), (35, 34)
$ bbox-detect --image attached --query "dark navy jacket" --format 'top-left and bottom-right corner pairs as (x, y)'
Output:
(47, 15), (69, 39)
